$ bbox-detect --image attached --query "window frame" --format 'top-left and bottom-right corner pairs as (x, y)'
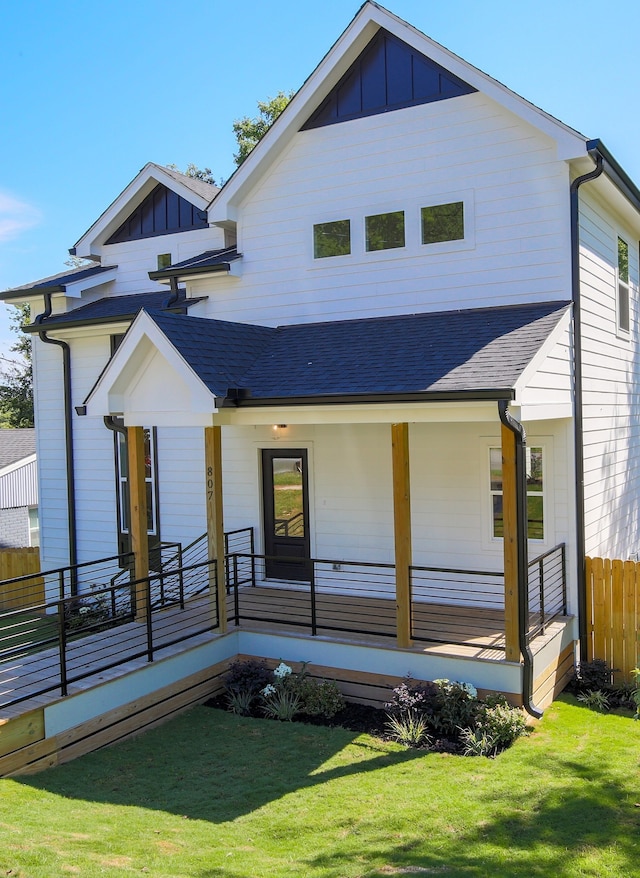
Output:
(616, 234), (631, 336)
(312, 219), (352, 259)
(421, 200), (465, 246)
(486, 442), (548, 545)
(364, 209), (406, 252)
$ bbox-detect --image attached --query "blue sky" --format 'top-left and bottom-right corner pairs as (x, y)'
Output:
(1, 0), (639, 356)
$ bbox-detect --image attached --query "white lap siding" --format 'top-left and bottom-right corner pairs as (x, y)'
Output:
(578, 190), (640, 558)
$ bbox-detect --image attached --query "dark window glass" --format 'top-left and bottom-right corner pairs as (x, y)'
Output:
(313, 220), (351, 258)
(365, 211), (405, 251)
(618, 236), (630, 332)
(157, 253), (172, 271)
(421, 202), (464, 244)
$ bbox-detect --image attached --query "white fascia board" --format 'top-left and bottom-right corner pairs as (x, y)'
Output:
(62, 268), (117, 299)
(74, 163), (213, 259)
(209, 3), (587, 226)
(513, 307), (573, 402)
(0, 453), (37, 479)
(213, 400), (500, 426)
(84, 309), (217, 418)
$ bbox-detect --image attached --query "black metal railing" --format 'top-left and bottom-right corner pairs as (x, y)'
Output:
(526, 542), (567, 640)
(0, 558), (219, 710)
(410, 565), (506, 649)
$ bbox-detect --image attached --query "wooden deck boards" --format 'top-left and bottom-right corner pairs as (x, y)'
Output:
(0, 583), (565, 722)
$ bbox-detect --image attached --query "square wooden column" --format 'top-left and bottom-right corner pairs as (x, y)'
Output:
(205, 426), (226, 633)
(127, 426), (149, 622)
(392, 423), (412, 648)
(501, 422), (521, 662)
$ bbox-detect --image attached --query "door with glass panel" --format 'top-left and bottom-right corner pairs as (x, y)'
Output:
(262, 449), (310, 581)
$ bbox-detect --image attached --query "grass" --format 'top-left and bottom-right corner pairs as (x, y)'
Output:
(0, 696), (638, 877)
(0, 609), (58, 658)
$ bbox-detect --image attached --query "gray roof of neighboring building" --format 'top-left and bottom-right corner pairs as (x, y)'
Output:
(148, 300), (571, 403)
(0, 429), (36, 469)
(1, 264), (115, 300)
(25, 291), (205, 332)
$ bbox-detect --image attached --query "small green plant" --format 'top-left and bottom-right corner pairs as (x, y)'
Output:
(630, 668), (640, 719)
(459, 727), (497, 758)
(261, 683), (302, 721)
(296, 678), (345, 718)
(385, 708), (431, 748)
(476, 702), (528, 749)
(430, 679), (479, 736)
(577, 689), (610, 712)
(226, 689), (255, 716)
(65, 591), (111, 633)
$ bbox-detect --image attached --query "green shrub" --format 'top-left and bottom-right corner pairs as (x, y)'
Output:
(476, 702), (528, 749)
(574, 659), (614, 691)
(460, 727), (497, 757)
(224, 659), (272, 697)
(296, 678), (345, 718)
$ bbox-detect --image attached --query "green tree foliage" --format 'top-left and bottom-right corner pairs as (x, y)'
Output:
(165, 163), (221, 187)
(0, 303), (34, 427)
(233, 91), (293, 166)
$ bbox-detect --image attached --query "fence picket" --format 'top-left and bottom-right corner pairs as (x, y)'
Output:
(611, 560), (625, 684)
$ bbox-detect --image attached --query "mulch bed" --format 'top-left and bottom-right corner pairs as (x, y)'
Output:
(203, 694), (463, 752)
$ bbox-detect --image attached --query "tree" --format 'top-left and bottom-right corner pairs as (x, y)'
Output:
(0, 303), (34, 428)
(233, 91), (293, 166)
(165, 163), (221, 187)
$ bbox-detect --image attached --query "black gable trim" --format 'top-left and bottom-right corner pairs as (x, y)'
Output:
(302, 29), (476, 130)
(106, 183), (208, 244)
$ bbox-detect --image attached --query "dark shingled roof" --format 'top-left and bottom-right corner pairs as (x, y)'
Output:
(147, 300), (571, 403)
(26, 291), (204, 332)
(148, 247), (240, 280)
(1, 264), (115, 300)
(0, 429), (36, 469)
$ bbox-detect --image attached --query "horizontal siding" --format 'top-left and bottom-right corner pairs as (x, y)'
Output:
(578, 189), (640, 558)
(187, 93), (571, 326)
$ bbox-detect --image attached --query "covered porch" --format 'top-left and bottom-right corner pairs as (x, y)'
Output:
(79, 301), (576, 712)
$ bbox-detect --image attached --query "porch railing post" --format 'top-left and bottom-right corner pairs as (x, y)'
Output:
(145, 576), (154, 662)
(561, 544), (567, 614)
(233, 555), (240, 626)
(204, 425), (226, 633)
(57, 599), (68, 697)
(310, 560), (317, 636)
(178, 544), (185, 610)
(538, 557), (545, 634)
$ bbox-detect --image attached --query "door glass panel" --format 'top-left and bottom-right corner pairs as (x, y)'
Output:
(271, 456), (305, 537)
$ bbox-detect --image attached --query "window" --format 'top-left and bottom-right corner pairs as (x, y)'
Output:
(617, 236), (630, 333)
(490, 446), (544, 540)
(365, 210), (405, 251)
(28, 507), (39, 547)
(313, 220), (350, 258)
(157, 253), (172, 271)
(422, 201), (464, 245)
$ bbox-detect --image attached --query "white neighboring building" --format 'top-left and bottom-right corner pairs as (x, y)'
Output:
(0, 429), (38, 548)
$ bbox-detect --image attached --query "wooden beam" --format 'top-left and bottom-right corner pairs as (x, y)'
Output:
(501, 422), (520, 662)
(391, 423), (412, 648)
(128, 426), (149, 622)
(204, 426), (226, 633)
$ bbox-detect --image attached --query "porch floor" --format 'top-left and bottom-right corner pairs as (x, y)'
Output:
(0, 583), (568, 722)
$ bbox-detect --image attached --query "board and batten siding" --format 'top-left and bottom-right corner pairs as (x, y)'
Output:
(578, 189), (640, 558)
(190, 93), (572, 326)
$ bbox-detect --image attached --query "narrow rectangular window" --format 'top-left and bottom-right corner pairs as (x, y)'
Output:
(490, 446), (544, 540)
(313, 220), (350, 258)
(618, 236), (630, 332)
(157, 253), (172, 271)
(421, 201), (464, 244)
(365, 210), (405, 251)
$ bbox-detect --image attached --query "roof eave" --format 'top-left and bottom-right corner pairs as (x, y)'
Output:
(587, 139), (640, 214)
(218, 388), (516, 408)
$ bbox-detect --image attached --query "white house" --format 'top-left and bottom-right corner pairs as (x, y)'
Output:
(3, 1), (640, 714)
(0, 429), (38, 548)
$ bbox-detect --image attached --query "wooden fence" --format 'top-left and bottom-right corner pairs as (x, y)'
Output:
(0, 548), (42, 610)
(585, 556), (638, 683)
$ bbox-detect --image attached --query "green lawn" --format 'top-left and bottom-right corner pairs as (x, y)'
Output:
(0, 609), (58, 657)
(0, 697), (638, 877)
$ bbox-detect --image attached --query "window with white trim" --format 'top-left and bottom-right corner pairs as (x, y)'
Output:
(617, 236), (630, 333)
(489, 446), (544, 541)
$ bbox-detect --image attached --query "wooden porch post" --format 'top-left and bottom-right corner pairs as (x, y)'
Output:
(127, 426), (149, 622)
(204, 426), (226, 633)
(501, 422), (521, 662)
(392, 423), (412, 648)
